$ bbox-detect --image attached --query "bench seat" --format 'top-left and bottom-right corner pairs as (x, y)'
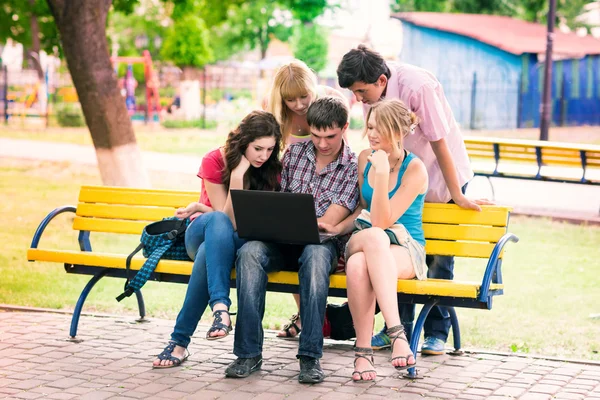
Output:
(28, 185), (518, 378)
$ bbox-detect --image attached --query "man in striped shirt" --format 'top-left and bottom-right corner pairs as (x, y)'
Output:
(226, 97), (359, 384)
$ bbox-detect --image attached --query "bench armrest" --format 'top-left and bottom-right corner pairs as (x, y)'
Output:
(30, 206), (78, 250)
(478, 232), (519, 303)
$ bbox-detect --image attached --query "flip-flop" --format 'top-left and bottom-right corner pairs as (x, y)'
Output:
(152, 341), (190, 369)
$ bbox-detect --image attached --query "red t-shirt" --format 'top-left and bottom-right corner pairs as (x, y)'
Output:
(197, 148), (225, 208)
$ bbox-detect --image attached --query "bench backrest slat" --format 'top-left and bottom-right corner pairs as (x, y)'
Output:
(72, 186), (513, 260)
(464, 138), (600, 170)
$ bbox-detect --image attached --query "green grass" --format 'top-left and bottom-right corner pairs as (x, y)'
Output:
(1, 157), (599, 361)
(0, 126), (226, 156)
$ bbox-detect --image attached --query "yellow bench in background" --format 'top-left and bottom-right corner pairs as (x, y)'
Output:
(28, 185), (518, 377)
(464, 136), (600, 187)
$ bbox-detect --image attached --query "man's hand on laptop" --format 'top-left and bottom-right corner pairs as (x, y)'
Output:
(317, 221), (340, 235)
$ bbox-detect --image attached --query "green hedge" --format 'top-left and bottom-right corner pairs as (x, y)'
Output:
(55, 104), (85, 127)
(161, 118), (217, 129)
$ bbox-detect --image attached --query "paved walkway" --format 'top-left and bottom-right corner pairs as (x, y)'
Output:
(1, 137), (598, 223)
(1, 309), (599, 400)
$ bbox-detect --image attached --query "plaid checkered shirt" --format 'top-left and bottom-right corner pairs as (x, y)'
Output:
(280, 140), (359, 254)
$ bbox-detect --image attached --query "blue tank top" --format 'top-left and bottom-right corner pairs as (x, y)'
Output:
(362, 151), (426, 246)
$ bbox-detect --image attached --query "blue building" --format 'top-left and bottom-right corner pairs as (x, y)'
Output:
(394, 12), (600, 130)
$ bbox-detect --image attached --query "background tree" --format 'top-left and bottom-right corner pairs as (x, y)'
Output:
(43, 0), (151, 187)
(160, 10), (213, 121)
(293, 23), (328, 74)
(0, 0), (59, 78)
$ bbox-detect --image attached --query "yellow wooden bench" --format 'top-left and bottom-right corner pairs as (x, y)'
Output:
(465, 136), (600, 188)
(28, 185), (518, 375)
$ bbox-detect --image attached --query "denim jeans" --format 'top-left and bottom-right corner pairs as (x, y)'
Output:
(233, 241), (338, 360)
(397, 183), (468, 342)
(170, 211), (245, 348)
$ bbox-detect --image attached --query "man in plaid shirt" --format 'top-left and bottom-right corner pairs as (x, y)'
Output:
(226, 97), (359, 383)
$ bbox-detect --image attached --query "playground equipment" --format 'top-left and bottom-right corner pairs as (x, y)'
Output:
(111, 50), (161, 122)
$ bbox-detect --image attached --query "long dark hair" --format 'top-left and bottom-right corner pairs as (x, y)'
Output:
(222, 110), (282, 191)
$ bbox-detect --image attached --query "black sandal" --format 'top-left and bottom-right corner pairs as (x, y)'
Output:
(352, 346), (376, 382)
(206, 309), (235, 340)
(153, 341), (189, 369)
(277, 313), (301, 339)
(387, 325), (417, 371)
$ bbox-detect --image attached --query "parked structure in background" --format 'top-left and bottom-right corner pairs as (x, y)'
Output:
(395, 13), (600, 130)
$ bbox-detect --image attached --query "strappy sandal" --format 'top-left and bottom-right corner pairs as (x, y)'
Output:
(352, 346), (376, 382)
(206, 309), (235, 340)
(153, 341), (189, 369)
(277, 313), (301, 339)
(387, 325), (417, 371)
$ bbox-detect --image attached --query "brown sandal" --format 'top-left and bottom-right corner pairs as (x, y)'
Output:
(277, 313), (301, 339)
(352, 346), (376, 382)
(387, 325), (417, 371)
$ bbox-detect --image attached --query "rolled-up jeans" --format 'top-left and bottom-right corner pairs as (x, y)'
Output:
(233, 241), (338, 360)
(170, 211), (245, 348)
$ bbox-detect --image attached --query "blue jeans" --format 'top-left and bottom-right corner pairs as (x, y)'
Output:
(233, 241), (338, 360)
(170, 211), (245, 348)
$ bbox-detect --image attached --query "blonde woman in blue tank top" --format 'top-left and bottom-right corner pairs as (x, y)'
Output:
(345, 99), (428, 381)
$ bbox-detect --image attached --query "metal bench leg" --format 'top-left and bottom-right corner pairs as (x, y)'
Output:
(447, 307), (463, 355)
(69, 268), (109, 341)
(134, 290), (148, 323)
(486, 176), (496, 201)
(404, 302), (435, 380)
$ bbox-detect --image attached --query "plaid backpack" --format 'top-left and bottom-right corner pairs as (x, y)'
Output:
(116, 217), (191, 302)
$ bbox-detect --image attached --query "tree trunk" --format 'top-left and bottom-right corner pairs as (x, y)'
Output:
(28, 0), (45, 80)
(46, 0), (150, 187)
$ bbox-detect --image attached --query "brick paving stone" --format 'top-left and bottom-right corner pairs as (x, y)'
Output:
(455, 394), (485, 400)
(553, 392), (587, 399)
(529, 383), (562, 394)
(426, 391), (456, 399)
(494, 385), (527, 397)
(518, 393), (553, 400)
(251, 394), (288, 400)
(11, 379), (44, 390)
(77, 391), (116, 400)
(45, 394), (78, 400)
(470, 380), (501, 391)
(11, 392), (45, 399)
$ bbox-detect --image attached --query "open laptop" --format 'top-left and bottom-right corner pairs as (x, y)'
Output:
(230, 190), (337, 245)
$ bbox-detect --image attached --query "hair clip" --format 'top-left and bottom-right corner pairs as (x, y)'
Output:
(409, 123), (417, 134)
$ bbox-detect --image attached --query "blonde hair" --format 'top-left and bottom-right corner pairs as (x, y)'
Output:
(364, 99), (418, 152)
(266, 60), (318, 144)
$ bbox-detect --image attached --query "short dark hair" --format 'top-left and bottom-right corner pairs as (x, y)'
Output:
(306, 97), (348, 131)
(337, 44), (391, 88)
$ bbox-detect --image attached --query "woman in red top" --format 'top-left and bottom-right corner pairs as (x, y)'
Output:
(153, 110), (283, 368)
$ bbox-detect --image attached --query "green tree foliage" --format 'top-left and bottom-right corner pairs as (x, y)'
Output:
(391, 0), (589, 30)
(392, 0), (449, 12)
(293, 23), (328, 73)
(208, 1), (295, 61)
(160, 14), (213, 69)
(109, 2), (169, 59)
(0, 0), (59, 64)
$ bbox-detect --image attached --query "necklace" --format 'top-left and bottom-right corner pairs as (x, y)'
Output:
(389, 157), (401, 173)
(389, 149), (407, 173)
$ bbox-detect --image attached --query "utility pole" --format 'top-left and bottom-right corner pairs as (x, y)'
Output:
(539, 0), (557, 141)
